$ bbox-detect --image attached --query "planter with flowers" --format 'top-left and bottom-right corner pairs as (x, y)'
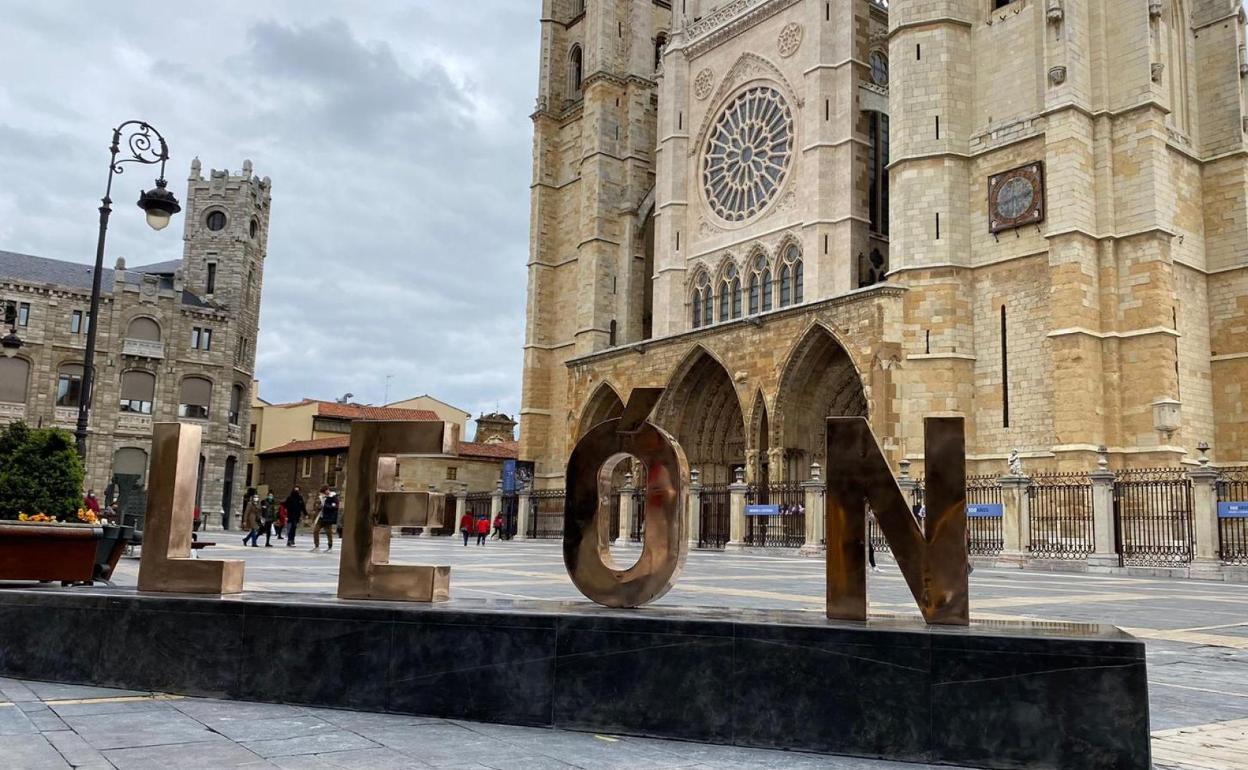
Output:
(0, 422), (132, 584)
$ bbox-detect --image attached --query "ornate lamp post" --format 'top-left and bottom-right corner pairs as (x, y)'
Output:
(76, 121), (182, 460)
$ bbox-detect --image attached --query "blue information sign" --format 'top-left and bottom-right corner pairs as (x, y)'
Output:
(966, 503), (1004, 519)
(1218, 502), (1248, 519)
(746, 504), (780, 517)
(502, 459), (517, 493)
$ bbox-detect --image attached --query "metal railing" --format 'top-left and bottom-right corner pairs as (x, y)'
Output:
(1216, 467), (1248, 566)
(698, 484), (730, 549)
(608, 489), (622, 542)
(629, 488), (646, 542)
(745, 483), (805, 548)
(966, 474), (1003, 556)
(527, 489), (565, 540)
(1028, 473), (1094, 559)
(1113, 468), (1194, 566)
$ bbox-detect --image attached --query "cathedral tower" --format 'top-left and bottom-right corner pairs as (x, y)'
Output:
(522, 0), (672, 483)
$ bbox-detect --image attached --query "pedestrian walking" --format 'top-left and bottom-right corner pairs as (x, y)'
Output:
(242, 493), (262, 547)
(284, 487), (307, 547)
(475, 515), (489, 546)
(491, 513), (504, 540)
(460, 511), (473, 546)
(313, 490), (339, 552)
(258, 493), (278, 547)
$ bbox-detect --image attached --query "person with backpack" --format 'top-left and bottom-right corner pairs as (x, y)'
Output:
(313, 490), (339, 552)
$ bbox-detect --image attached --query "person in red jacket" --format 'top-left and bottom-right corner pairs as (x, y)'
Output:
(460, 511), (473, 547)
(475, 515), (490, 546)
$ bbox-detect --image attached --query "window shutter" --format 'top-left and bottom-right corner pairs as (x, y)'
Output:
(180, 377), (212, 407)
(0, 358), (29, 403)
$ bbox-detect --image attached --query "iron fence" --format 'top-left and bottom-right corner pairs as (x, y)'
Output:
(1216, 466), (1248, 566)
(608, 489), (621, 542)
(698, 484), (730, 549)
(1113, 468), (1193, 566)
(629, 488), (646, 542)
(527, 488), (566, 540)
(744, 483), (805, 548)
(1027, 473), (1094, 559)
(965, 474), (1003, 556)
(500, 493), (518, 539)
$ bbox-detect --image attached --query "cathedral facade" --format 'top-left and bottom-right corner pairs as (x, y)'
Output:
(520, 0), (1248, 487)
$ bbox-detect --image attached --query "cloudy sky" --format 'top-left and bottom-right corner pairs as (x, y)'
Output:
(0, 2), (537, 423)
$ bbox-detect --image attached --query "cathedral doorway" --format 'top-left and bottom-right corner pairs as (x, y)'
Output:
(775, 326), (868, 480)
(655, 348), (746, 486)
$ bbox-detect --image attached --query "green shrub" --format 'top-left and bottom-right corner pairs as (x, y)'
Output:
(0, 422), (85, 521)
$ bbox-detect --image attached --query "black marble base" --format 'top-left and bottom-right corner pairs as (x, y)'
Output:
(0, 589), (1151, 769)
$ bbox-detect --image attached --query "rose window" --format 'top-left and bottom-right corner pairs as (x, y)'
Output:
(702, 86), (794, 223)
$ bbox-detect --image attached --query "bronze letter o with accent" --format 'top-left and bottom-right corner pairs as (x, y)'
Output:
(563, 390), (689, 608)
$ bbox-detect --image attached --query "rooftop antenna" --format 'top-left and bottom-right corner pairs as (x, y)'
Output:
(384, 374), (394, 405)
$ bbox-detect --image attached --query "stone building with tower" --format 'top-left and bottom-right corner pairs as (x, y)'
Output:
(520, 0), (1248, 487)
(0, 160), (270, 526)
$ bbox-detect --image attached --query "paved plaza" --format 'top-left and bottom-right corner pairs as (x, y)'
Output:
(2, 538), (1245, 769)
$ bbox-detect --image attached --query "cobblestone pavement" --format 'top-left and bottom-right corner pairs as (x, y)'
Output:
(21, 538), (1248, 768)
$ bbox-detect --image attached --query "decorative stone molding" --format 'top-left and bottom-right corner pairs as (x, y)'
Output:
(694, 68), (715, 100)
(117, 413), (153, 433)
(1149, 0), (1163, 20)
(1151, 62), (1165, 83)
(685, 0), (802, 59)
(777, 23), (803, 58)
(0, 402), (26, 420)
(1048, 65), (1067, 86)
(122, 338), (165, 359)
(691, 52), (804, 158)
(1046, 0), (1063, 24)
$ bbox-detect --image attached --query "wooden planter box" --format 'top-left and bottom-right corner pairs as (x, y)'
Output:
(0, 522), (104, 583)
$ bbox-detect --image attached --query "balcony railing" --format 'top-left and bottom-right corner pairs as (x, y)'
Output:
(122, 338), (165, 359)
(54, 407), (77, 425)
(0, 402), (26, 422)
(117, 413), (153, 433)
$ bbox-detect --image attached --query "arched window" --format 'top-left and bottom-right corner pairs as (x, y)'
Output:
(113, 447), (148, 485)
(179, 376), (212, 420)
(691, 272), (711, 330)
(747, 254), (770, 315)
(779, 244), (803, 307)
(569, 45), (584, 98)
(731, 277), (742, 319)
(120, 371), (156, 414)
(229, 383), (244, 426)
(718, 281), (729, 321)
(0, 357), (30, 404)
(126, 317), (161, 342)
(571, 0), (585, 17)
(56, 364), (84, 408)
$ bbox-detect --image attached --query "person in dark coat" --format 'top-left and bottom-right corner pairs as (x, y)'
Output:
(284, 487), (307, 547)
(312, 490), (339, 552)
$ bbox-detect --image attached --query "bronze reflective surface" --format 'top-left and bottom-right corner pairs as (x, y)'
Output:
(137, 423), (244, 594)
(825, 417), (969, 626)
(564, 389), (689, 608)
(337, 420), (451, 602)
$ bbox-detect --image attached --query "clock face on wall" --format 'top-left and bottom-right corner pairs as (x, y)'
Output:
(988, 162), (1045, 233)
(869, 50), (888, 86)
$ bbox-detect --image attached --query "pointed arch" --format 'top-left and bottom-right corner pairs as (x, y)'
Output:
(579, 381), (625, 438)
(773, 324), (868, 480)
(654, 346), (746, 485)
(748, 389), (771, 486)
(690, 52), (805, 159)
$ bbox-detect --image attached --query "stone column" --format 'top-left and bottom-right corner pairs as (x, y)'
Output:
(489, 479), (503, 536)
(454, 487), (467, 540)
(1089, 448), (1119, 572)
(1190, 453), (1222, 580)
(998, 475), (1031, 568)
(687, 469), (702, 551)
(799, 462), (825, 557)
(617, 471), (635, 546)
(727, 467), (748, 551)
(515, 483), (531, 541)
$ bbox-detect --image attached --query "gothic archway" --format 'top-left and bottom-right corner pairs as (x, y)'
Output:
(654, 347), (746, 485)
(748, 390), (770, 486)
(579, 382), (625, 438)
(774, 325), (868, 480)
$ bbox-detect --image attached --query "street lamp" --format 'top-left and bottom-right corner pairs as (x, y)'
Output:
(1, 301), (22, 358)
(76, 121), (181, 460)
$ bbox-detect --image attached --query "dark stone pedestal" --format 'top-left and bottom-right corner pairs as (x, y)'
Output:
(0, 590), (1151, 769)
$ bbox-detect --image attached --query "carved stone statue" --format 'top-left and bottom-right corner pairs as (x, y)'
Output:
(1008, 449), (1023, 477)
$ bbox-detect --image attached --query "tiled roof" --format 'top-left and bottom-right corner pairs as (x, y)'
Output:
(311, 401), (440, 422)
(0, 249), (209, 308)
(256, 436), (351, 456)
(0, 249), (112, 291)
(457, 441), (519, 460)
